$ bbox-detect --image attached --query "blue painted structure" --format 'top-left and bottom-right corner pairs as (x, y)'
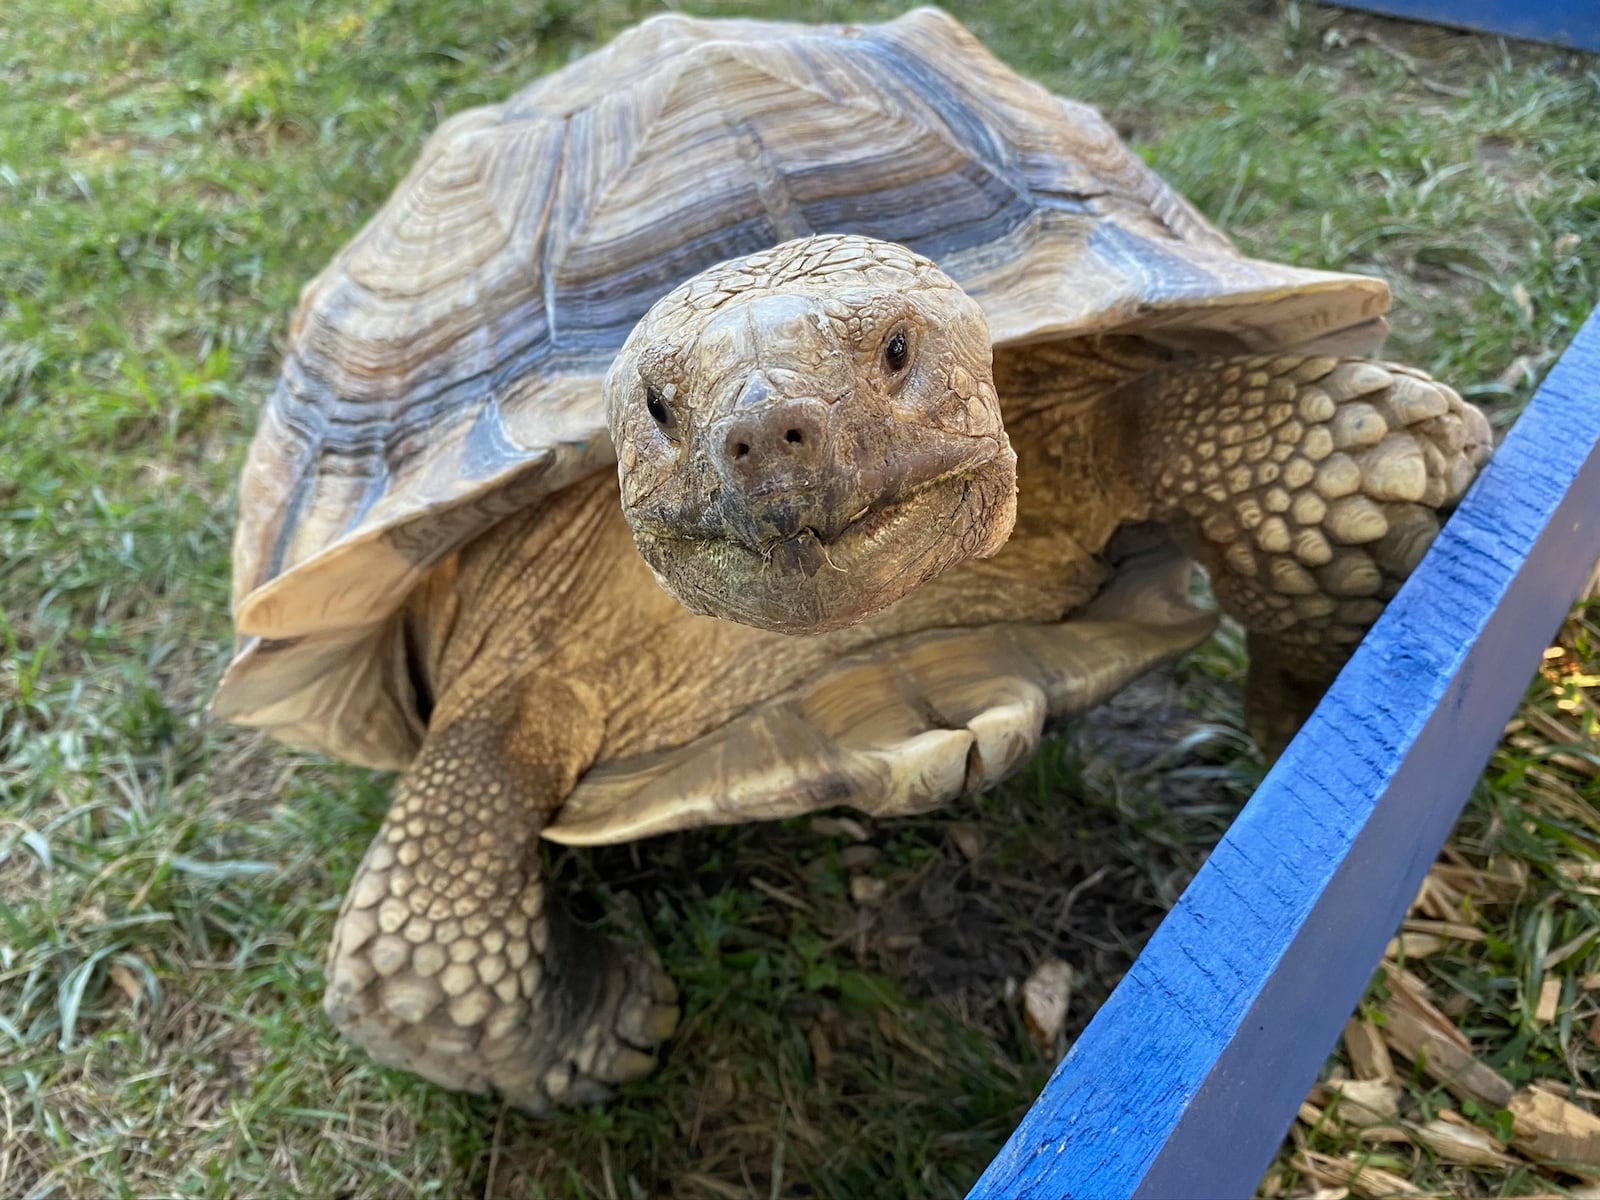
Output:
(969, 308), (1600, 1198)
(1323, 1), (1600, 52)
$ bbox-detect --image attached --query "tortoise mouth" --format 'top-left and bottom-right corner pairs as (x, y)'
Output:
(754, 491), (909, 579)
(630, 457), (1016, 635)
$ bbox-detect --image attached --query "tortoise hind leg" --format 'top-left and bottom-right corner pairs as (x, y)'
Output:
(322, 690), (679, 1112)
(1120, 355), (1491, 754)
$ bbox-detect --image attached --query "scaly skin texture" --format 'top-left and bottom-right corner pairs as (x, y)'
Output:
(322, 239), (1490, 1111)
(1101, 354), (1491, 750)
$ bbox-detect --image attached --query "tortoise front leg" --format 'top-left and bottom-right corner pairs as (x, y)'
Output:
(1114, 355), (1491, 752)
(322, 690), (679, 1112)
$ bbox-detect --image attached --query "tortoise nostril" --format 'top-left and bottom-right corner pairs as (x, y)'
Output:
(784, 429), (804, 444)
(734, 442), (750, 459)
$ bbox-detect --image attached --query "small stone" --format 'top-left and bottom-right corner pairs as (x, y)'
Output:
(850, 875), (889, 906)
(839, 844), (880, 871)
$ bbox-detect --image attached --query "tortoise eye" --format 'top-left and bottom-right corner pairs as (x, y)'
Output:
(645, 387), (671, 426)
(884, 330), (910, 372)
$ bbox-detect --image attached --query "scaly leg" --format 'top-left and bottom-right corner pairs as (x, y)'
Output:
(322, 687), (679, 1112)
(1116, 355), (1491, 752)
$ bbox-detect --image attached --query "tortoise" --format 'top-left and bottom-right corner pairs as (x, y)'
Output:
(214, 8), (1491, 1112)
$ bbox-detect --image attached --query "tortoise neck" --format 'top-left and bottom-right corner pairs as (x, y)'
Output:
(992, 337), (1167, 527)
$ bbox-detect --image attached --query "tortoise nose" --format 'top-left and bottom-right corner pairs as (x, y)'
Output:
(711, 396), (831, 497)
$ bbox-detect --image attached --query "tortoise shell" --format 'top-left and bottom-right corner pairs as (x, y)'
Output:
(215, 6), (1388, 769)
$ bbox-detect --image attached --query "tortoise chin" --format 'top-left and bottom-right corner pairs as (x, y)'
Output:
(632, 457), (1017, 635)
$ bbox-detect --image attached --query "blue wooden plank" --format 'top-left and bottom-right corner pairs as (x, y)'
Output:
(1322, 0), (1600, 52)
(970, 307), (1600, 1199)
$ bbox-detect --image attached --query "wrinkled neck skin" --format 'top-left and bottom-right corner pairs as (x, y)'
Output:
(606, 235), (1018, 635)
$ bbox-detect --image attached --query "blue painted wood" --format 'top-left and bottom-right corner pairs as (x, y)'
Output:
(969, 307), (1600, 1200)
(1322, 0), (1600, 52)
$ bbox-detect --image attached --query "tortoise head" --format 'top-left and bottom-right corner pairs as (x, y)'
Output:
(605, 234), (1017, 634)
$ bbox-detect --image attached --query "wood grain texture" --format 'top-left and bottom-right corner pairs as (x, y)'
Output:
(1323, 1), (1600, 52)
(968, 307), (1600, 1199)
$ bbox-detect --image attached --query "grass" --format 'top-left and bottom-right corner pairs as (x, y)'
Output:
(2, 0), (1597, 1195)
